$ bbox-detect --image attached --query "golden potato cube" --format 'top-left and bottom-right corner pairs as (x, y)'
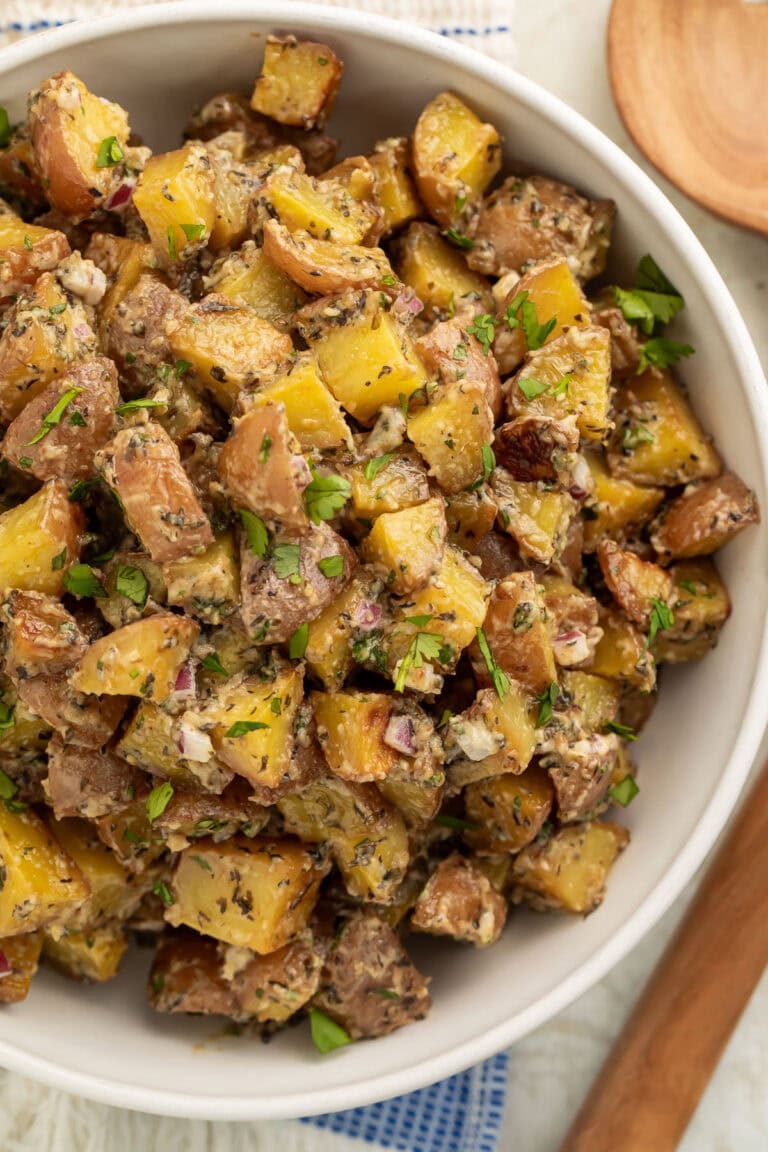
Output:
(473, 572), (556, 694)
(0, 681), (51, 762)
(378, 775), (444, 829)
(0, 933), (42, 1003)
(207, 152), (264, 253)
(278, 777), (409, 903)
(607, 368), (721, 486)
(251, 35), (342, 129)
(583, 451), (664, 552)
(446, 683), (537, 789)
(650, 471), (759, 563)
(264, 168), (376, 244)
(655, 559), (731, 663)
(313, 689), (403, 783)
(464, 765), (555, 854)
(70, 613), (199, 702)
(0, 215), (70, 295)
(166, 837), (326, 953)
(91, 235), (158, 336)
(491, 471), (575, 566)
(394, 221), (493, 318)
(0, 481), (82, 596)
(444, 488), (498, 550)
(369, 138), (423, 235)
(412, 91), (501, 226)
(508, 325), (612, 442)
(133, 143), (216, 267)
(598, 539), (674, 629)
(43, 924), (127, 982)
(0, 806), (89, 936)
(493, 257), (590, 374)
(163, 533), (239, 625)
(95, 797), (165, 874)
(169, 295), (293, 412)
(203, 667), (302, 796)
(410, 853), (507, 946)
(407, 381), (493, 495)
(29, 71), (129, 219)
(396, 545), (491, 661)
(48, 818), (142, 931)
(512, 821), (629, 914)
(249, 352), (351, 450)
(346, 452), (429, 520)
(561, 670), (621, 731)
(205, 241), (307, 328)
(305, 574), (379, 690)
(297, 290), (429, 425)
(361, 496), (446, 594)
(591, 609), (656, 691)
(117, 700), (232, 794)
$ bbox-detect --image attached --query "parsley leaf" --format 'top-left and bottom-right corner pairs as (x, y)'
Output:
(504, 291), (557, 350)
(604, 720), (638, 741)
(364, 453), (395, 482)
(0, 107), (10, 149)
(614, 255), (684, 336)
(258, 432), (272, 464)
(443, 227), (474, 250)
(319, 555), (344, 579)
(0, 765), (18, 800)
(517, 377), (550, 401)
(174, 359), (193, 378)
(466, 313), (496, 355)
(636, 254), (680, 295)
(63, 563), (107, 599)
(115, 398), (166, 416)
(272, 543), (302, 584)
(475, 627), (510, 700)
(240, 510), (269, 558)
(288, 622), (309, 659)
(646, 597), (674, 650)
(610, 774), (640, 807)
(151, 880), (175, 907)
(309, 1008), (352, 1054)
(25, 387), (84, 446)
(116, 565), (149, 608)
(304, 472), (351, 525)
(394, 631), (446, 693)
(95, 135), (124, 168)
(534, 681), (559, 729)
(225, 720), (270, 739)
(201, 652), (228, 676)
(181, 222), (206, 242)
(146, 781), (174, 823)
(637, 338), (695, 374)
(622, 424), (655, 451)
(51, 547), (67, 571)
(435, 813), (480, 832)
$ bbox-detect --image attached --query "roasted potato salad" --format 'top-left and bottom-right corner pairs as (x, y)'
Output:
(0, 37), (757, 1056)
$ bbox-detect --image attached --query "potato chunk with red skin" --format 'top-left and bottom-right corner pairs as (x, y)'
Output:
(411, 853), (507, 947)
(494, 415), (579, 484)
(251, 35), (343, 130)
(263, 220), (395, 295)
(650, 472), (759, 563)
(313, 912), (431, 1039)
(70, 613), (198, 702)
(0, 933), (43, 1004)
(218, 402), (309, 535)
(0, 210), (70, 296)
(415, 317), (502, 422)
(469, 572), (556, 694)
(97, 424), (214, 564)
(240, 521), (355, 643)
(46, 736), (141, 820)
(1, 357), (118, 483)
(149, 930), (239, 1018)
(598, 539), (675, 629)
(103, 275), (189, 397)
(540, 731), (620, 823)
(1, 591), (86, 680)
(511, 821), (629, 914)
(29, 71), (130, 220)
(16, 676), (128, 750)
(468, 175), (615, 281)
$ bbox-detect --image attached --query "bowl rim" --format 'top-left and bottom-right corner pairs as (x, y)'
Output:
(1, 0), (768, 1121)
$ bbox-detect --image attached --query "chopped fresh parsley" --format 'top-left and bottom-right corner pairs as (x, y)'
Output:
(258, 432), (272, 464)
(17, 456), (32, 469)
(318, 555), (344, 579)
(467, 313), (496, 355)
(63, 563), (107, 599)
(0, 766), (18, 800)
(0, 107), (10, 149)
(151, 880), (175, 907)
(364, 453), (395, 482)
(116, 565), (149, 608)
(622, 424), (655, 451)
(270, 697), (282, 716)
(637, 337), (695, 374)
(550, 373), (571, 397)
(225, 720), (270, 738)
(304, 471), (351, 525)
(504, 290), (557, 350)
(174, 359), (193, 378)
(614, 255), (684, 336)
(534, 681), (559, 729)
(272, 543), (302, 584)
(68, 479), (97, 503)
(435, 814), (480, 832)
(381, 274), (398, 287)
(146, 781), (174, 823)
(604, 720), (638, 741)
(167, 226), (177, 261)
(69, 410), (87, 427)
(51, 547), (67, 571)
(610, 774), (640, 807)
(646, 597), (674, 650)
(201, 652), (228, 676)
(443, 227), (474, 249)
(25, 387), (83, 445)
(309, 1008), (352, 1055)
(288, 622), (309, 659)
(181, 222), (206, 242)
(23, 234), (33, 251)
(240, 509), (269, 558)
(517, 377), (549, 401)
(394, 630), (446, 693)
(475, 626), (510, 700)
(115, 398), (166, 416)
(95, 135), (124, 168)
(405, 614), (433, 628)
(468, 443), (495, 491)
(190, 854), (213, 872)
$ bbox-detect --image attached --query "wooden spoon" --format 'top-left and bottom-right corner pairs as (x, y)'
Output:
(560, 757), (768, 1151)
(607, 0), (768, 235)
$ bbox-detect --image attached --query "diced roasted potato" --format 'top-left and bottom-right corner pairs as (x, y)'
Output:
(411, 853), (506, 946)
(262, 168), (377, 244)
(415, 316), (502, 421)
(394, 222), (493, 320)
(345, 451), (429, 519)
(154, 781), (269, 849)
(541, 730), (620, 822)
(251, 35), (342, 129)
(444, 684), (537, 789)
(148, 930), (238, 1018)
(493, 414), (579, 485)
(228, 931), (322, 1024)
(219, 403), (309, 534)
(464, 765), (555, 854)
(297, 289), (429, 425)
(470, 572), (556, 694)
(70, 613), (199, 702)
(50, 817), (146, 930)
(0, 805), (89, 936)
(606, 369), (721, 486)
(377, 774), (445, 829)
(116, 701), (233, 795)
(29, 71), (130, 219)
(655, 560), (731, 663)
(540, 574), (603, 669)
(133, 142), (216, 267)
(47, 737), (141, 819)
(17, 676), (127, 751)
(468, 175), (614, 280)
(43, 924), (127, 982)
(590, 608), (656, 691)
(650, 472), (759, 562)
(507, 325), (612, 442)
(0, 481), (83, 596)
(0, 210), (70, 296)
(492, 257), (590, 374)
(368, 138), (423, 235)
(313, 689), (441, 785)
(304, 571), (382, 690)
(97, 423), (214, 563)
(0, 272), (96, 422)
(0, 933), (43, 1003)
(278, 775), (409, 903)
(582, 451), (664, 552)
(239, 521), (355, 644)
(1, 356), (118, 484)
(444, 488), (498, 550)
(407, 380), (494, 495)
(491, 470), (575, 566)
(162, 533), (239, 625)
(263, 220), (395, 295)
(361, 496), (446, 594)
(394, 546), (492, 668)
(1, 591), (86, 679)
(412, 91), (501, 227)
(206, 146), (264, 252)
(247, 352), (351, 451)
(560, 670), (620, 732)
(0, 129), (47, 210)
(598, 539), (675, 629)
(313, 912), (431, 1039)
(166, 837), (327, 954)
(592, 300), (643, 380)
(204, 241), (307, 329)
(511, 821), (629, 914)
(101, 274), (187, 397)
(95, 795), (165, 874)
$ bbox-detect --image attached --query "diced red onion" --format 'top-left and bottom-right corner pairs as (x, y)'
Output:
(553, 629), (591, 667)
(354, 600), (382, 631)
(177, 719), (213, 763)
(569, 485), (588, 501)
(392, 288), (424, 323)
(105, 181), (135, 211)
(171, 661), (196, 704)
(74, 323), (92, 339)
(0, 949), (11, 979)
(384, 715), (417, 756)
(291, 455), (312, 492)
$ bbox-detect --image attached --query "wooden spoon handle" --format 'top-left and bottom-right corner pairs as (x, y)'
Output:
(560, 759), (768, 1152)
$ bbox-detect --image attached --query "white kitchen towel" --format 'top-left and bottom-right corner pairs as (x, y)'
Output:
(0, 3), (515, 1149)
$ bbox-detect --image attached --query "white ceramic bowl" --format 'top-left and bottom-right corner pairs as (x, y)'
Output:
(1, 1), (767, 1121)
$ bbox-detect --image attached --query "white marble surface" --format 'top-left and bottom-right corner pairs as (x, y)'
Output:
(1, 2), (768, 1149)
